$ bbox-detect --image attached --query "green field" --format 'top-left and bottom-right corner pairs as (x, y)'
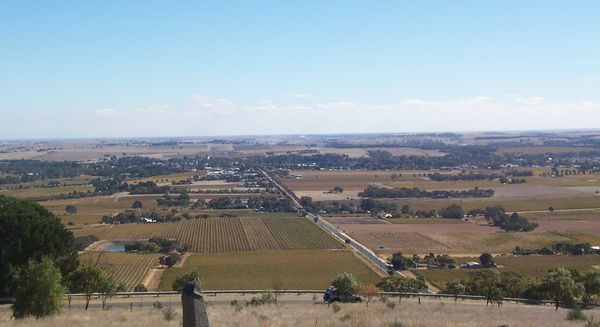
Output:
(159, 250), (381, 290)
(79, 252), (161, 291)
(414, 255), (600, 289)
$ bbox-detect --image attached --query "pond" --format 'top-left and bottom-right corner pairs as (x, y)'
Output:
(102, 242), (126, 252)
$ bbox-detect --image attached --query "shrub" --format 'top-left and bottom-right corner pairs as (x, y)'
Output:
(386, 302), (396, 309)
(331, 272), (358, 296)
(12, 258), (63, 319)
(332, 303), (341, 313)
(152, 301), (163, 310)
(566, 308), (587, 321)
(162, 307), (177, 321)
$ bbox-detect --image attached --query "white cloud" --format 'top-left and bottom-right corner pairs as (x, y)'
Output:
(2, 96), (600, 139)
(515, 96), (546, 105)
(289, 93), (312, 99)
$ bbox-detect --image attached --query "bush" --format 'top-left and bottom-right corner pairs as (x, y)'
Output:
(152, 301), (163, 310)
(331, 273), (358, 296)
(171, 270), (201, 292)
(12, 258), (63, 319)
(386, 302), (396, 309)
(162, 307), (177, 321)
(566, 308), (587, 321)
(332, 303), (341, 313)
(134, 284), (148, 292)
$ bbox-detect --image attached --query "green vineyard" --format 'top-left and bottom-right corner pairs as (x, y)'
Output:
(81, 216), (344, 253)
(79, 252), (161, 291)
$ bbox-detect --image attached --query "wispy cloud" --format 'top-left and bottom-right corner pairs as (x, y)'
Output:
(2, 95), (600, 139)
(289, 92), (312, 99)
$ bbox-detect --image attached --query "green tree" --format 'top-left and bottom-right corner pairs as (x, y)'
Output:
(12, 258), (63, 319)
(65, 204), (77, 214)
(541, 268), (584, 310)
(99, 277), (116, 310)
(390, 252), (410, 270)
(132, 200), (143, 209)
(172, 270), (201, 292)
(331, 272), (358, 296)
(377, 275), (427, 293)
(580, 270), (600, 305)
(0, 195), (79, 296)
(68, 266), (105, 310)
(440, 204), (464, 219)
(479, 253), (494, 267)
(445, 279), (465, 304)
(466, 270), (503, 306)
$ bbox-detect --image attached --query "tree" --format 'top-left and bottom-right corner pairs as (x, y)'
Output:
(390, 252), (410, 270)
(134, 284), (148, 292)
(479, 253), (494, 267)
(65, 204), (77, 214)
(132, 200), (143, 209)
(68, 266), (105, 310)
(0, 195), (79, 297)
(377, 275), (427, 293)
(440, 204), (464, 219)
(445, 280), (465, 304)
(172, 270), (201, 292)
(356, 284), (379, 307)
(401, 205), (410, 215)
(331, 272), (358, 296)
(541, 268), (584, 310)
(98, 277), (116, 310)
(466, 270), (502, 306)
(12, 258), (63, 319)
(580, 271), (600, 305)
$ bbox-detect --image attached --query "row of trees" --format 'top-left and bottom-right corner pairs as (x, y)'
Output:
(445, 268), (600, 310)
(359, 186), (495, 199)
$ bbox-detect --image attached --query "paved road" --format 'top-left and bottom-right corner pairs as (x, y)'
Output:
(261, 170), (406, 278)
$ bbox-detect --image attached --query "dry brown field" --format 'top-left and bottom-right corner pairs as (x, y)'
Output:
(496, 146), (599, 154)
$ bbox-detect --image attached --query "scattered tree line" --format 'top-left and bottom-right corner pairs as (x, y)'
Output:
(359, 186), (494, 199)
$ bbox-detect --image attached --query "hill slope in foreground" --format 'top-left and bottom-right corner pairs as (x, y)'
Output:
(1, 297), (597, 326)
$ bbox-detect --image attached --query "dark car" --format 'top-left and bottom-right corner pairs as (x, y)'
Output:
(323, 288), (362, 303)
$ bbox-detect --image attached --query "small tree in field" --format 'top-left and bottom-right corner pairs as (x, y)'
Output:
(357, 284), (379, 307)
(65, 204), (77, 214)
(172, 270), (201, 292)
(132, 200), (143, 209)
(331, 272), (358, 296)
(68, 266), (105, 310)
(445, 279), (465, 304)
(541, 268), (584, 310)
(12, 258), (63, 319)
(99, 277), (116, 310)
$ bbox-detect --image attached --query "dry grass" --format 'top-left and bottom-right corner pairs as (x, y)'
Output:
(0, 299), (594, 326)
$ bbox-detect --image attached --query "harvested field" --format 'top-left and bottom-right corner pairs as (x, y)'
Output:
(75, 217), (344, 253)
(526, 209), (600, 221)
(159, 250), (380, 290)
(381, 195), (600, 212)
(416, 255), (600, 289)
(78, 252), (161, 290)
(0, 184), (94, 199)
(496, 146), (599, 154)
(324, 216), (388, 225)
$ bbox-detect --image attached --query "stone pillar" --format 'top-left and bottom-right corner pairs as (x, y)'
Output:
(182, 281), (210, 327)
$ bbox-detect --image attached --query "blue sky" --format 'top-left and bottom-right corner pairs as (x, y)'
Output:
(1, 1), (599, 139)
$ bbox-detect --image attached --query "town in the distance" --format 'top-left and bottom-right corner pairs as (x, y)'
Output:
(2, 130), (600, 325)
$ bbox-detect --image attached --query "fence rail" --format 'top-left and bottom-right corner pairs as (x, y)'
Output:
(59, 290), (560, 306)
